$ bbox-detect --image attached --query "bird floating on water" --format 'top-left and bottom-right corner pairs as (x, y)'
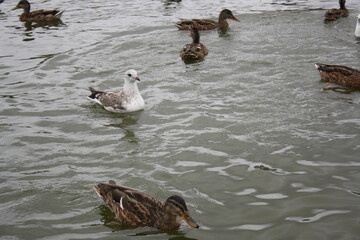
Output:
(93, 180), (200, 230)
(324, 0), (348, 22)
(180, 27), (208, 63)
(355, 14), (360, 37)
(12, 0), (64, 23)
(315, 63), (360, 88)
(88, 69), (145, 113)
(175, 9), (239, 30)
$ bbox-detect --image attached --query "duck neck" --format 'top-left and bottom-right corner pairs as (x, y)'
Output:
(23, 2), (31, 13)
(192, 29), (200, 44)
(123, 80), (139, 95)
(161, 212), (179, 230)
(218, 11), (228, 23)
(339, 0), (346, 10)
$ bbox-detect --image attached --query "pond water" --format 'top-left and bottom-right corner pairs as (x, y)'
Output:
(0, 0), (360, 239)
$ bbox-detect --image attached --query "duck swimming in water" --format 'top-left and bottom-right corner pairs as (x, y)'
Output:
(324, 0), (348, 22)
(12, 0), (64, 23)
(93, 180), (200, 230)
(315, 63), (360, 88)
(176, 9), (239, 30)
(180, 27), (208, 63)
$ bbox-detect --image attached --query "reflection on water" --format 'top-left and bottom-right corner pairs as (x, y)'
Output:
(0, 0), (360, 239)
(97, 204), (198, 239)
(105, 111), (143, 144)
(96, 205), (136, 231)
(23, 20), (65, 32)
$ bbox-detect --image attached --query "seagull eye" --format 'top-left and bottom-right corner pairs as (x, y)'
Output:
(127, 73), (132, 77)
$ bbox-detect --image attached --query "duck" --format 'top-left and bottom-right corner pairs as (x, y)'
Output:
(180, 27), (208, 62)
(355, 14), (360, 37)
(315, 63), (360, 88)
(12, 0), (63, 23)
(324, 0), (348, 22)
(93, 180), (200, 231)
(175, 9), (239, 30)
(88, 69), (145, 113)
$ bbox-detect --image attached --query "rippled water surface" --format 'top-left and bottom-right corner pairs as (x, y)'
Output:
(1, 0), (360, 239)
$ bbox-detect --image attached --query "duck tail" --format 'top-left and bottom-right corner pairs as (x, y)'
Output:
(175, 22), (182, 29)
(93, 184), (102, 198)
(55, 10), (64, 19)
(315, 63), (326, 72)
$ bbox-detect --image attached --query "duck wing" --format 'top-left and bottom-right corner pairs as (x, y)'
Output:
(30, 9), (60, 16)
(176, 19), (218, 30)
(315, 63), (360, 88)
(24, 9), (63, 22)
(94, 181), (164, 227)
(180, 43), (208, 61)
(324, 8), (348, 21)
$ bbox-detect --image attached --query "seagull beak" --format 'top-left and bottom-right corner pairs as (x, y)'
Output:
(135, 77), (140, 81)
(180, 213), (199, 228)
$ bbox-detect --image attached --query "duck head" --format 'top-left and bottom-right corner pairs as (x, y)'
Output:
(12, 0), (30, 12)
(164, 195), (199, 228)
(219, 9), (240, 22)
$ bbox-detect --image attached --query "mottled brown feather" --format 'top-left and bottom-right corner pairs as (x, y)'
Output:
(315, 63), (360, 88)
(93, 181), (199, 230)
(176, 9), (239, 30)
(19, 10), (62, 22)
(324, 0), (348, 22)
(180, 27), (208, 63)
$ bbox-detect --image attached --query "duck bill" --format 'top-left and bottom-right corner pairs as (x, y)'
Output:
(231, 16), (240, 22)
(12, 5), (20, 10)
(180, 214), (199, 228)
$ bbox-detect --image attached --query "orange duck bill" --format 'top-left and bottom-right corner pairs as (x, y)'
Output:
(180, 213), (200, 228)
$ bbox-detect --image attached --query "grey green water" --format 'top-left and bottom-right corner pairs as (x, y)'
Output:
(1, 0), (360, 239)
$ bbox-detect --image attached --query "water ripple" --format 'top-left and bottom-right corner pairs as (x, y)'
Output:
(297, 160), (360, 167)
(228, 223), (273, 231)
(286, 209), (350, 223)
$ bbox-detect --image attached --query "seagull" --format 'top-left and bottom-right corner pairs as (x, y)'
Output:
(88, 69), (145, 113)
(356, 14), (360, 37)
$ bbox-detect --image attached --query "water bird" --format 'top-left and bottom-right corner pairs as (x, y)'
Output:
(93, 180), (200, 230)
(180, 27), (208, 62)
(175, 9), (239, 30)
(355, 14), (360, 37)
(88, 69), (145, 113)
(12, 0), (64, 22)
(324, 0), (348, 22)
(315, 63), (360, 88)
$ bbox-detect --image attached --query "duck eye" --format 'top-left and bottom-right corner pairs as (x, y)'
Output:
(127, 73), (132, 77)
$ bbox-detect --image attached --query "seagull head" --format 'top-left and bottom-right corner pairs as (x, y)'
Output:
(125, 69), (140, 83)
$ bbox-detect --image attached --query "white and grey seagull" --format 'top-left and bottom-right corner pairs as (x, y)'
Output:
(88, 69), (145, 113)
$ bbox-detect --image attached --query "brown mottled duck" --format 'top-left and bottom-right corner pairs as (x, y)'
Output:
(12, 0), (64, 23)
(180, 27), (208, 62)
(324, 0), (348, 22)
(176, 9), (239, 30)
(93, 180), (200, 231)
(315, 63), (360, 88)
